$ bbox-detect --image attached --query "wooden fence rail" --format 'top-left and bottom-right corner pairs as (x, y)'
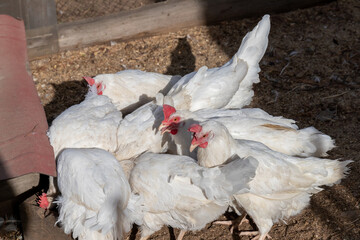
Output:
(0, 0), (333, 59)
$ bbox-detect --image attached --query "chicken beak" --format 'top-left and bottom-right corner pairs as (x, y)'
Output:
(189, 143), (199, 152)
(159, 122), (170, 135)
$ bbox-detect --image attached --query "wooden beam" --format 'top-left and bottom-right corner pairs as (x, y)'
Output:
(0, 173), (39, 215)
(0, 174), (39, 202)
(57, 0), (333, 51)
(21, 0), (59, 59)
(0, 0), (22, 19)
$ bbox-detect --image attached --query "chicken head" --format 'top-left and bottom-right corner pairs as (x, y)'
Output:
(188, 123), (213, 152)
(83, 76), (106, 95)
(159, 104), (181, 135)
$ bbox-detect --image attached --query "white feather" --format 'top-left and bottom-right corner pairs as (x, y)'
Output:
(46, 88), (123, 206)
(47, 90), (122, 157)
(127, 152), (258, 239)
(166, 107), (334, 158)
(56, 148), (131, 240)
(91, 70), (181, 113)
(195, 120), (352, 237)
(115, 101), (170, 161)
(166, 15), (270, 111)
(225, 14), (271, 108)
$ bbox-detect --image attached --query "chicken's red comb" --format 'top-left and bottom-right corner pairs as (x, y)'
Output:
(188, 124), (202, 133)
(37, 193), (49, 209)
(163, 104), (176, 120)
(83, 76), (95, 86)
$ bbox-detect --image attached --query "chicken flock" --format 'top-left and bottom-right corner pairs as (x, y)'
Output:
(42, 15), (352, 240)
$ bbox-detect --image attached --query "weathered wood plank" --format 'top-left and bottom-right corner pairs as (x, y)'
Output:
(0, 174), (39, 203)
(0, 173), (39, 215)
(2, 0), (333, 58)
(0, 0), (21, 19)
(21, 0), (59, 59)
(58, 0), (333, 50)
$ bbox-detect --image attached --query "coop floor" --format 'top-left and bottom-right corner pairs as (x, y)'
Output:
(7, 0), (359, 239)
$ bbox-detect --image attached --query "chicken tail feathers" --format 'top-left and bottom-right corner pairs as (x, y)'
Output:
(225, 15), (270, 108)
(55, 196), (115, 240)
(56, 148), (132, 240)
(84, 194), (120, 237)
(273, 126), (336, 157)
(56, 187), (129, 240)
(235, 14), (270, 67)
(84, 177), (131, 239)
(295, 158), (353, 188)
(320, 159), (352, 186)
(303, 127), (336, 157)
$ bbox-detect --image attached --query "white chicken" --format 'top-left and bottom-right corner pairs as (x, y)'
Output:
(126, 152), (259, 240)
(83, 69), (181, 113)
(84, 15), (269, 114)
(164, 14), (270, 111)
(114, 94), (171, 163)
(46, 84), (123, 206)
(65, 15), (271, 169)
(54, 15), (271, 163)
(159, 104), (335, 158)
(48, 84), (167, 180)
(55, 148), (132, 240)
(189, 120), (352, 240)
(48, 84), (122, 157)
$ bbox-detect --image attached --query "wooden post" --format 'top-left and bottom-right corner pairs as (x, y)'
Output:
(21, 0), (59, 58)
(0, 0), (59, 59)
(0, 0), (22, 19)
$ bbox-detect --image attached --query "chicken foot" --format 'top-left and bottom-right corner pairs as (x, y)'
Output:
(239, 231), (272, 240)
(213, 213), (249, 233)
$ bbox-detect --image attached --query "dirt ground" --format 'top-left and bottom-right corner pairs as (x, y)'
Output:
(55, 0), (164, 23)
(18, 0), (360, 239)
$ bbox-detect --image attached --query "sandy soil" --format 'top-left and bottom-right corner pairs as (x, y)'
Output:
(19, 0), (360, 239)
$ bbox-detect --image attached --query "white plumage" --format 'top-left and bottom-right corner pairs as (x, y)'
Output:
(60, 14), (271, 167)
(165, 15), (270, 111)
(224, 15), (270, 108)
(115, 100), (168, 162)
(48, 85), (122, 157)
(160, 105), (335, 158)
(84, 15), (269, 114)
(127, 152), (258, 240)
(56, 148), (132, 240)
(190, 120), (351, 240)
(46, 85), (123, 205)
(49, 13), (351, 240)
(84, 70), (181, 113)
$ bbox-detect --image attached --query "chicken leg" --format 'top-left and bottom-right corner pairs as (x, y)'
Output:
(239, 231), (272, 240)
(177, 230), (187, 240)
(45, 176), (59, 210)
(213, 214), (249, 233)
(139, 237), (150, 240)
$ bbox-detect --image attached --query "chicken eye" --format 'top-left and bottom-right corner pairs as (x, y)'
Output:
(173, 117), (179, 122)
(203, 134), (207, 138)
